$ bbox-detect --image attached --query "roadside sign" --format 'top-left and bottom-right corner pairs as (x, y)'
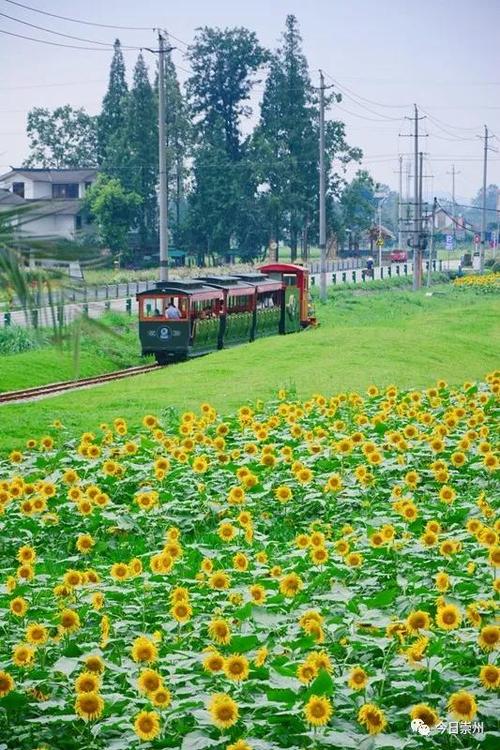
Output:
(270, 241), (278, 250)
(376, 238), (384, 247)
(445, 234), (454, 251)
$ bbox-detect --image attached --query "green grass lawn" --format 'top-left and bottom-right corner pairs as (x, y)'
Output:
(0, 286), (498, 454)
(0, 313), (143, 392)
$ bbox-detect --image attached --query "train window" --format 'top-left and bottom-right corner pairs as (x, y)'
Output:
(256, 290), (281, 309)
(227, 294), (252, 313)
(142, 298), (165, 318)
(283, 274), (297, 286)
(142, 296), (188, 319)
(191, 297), (220, 319)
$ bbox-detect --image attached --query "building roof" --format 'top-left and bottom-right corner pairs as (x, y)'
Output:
(20, 200), (83, 218)
(0, 167), (98, 183)
(0, 188), (26, 205)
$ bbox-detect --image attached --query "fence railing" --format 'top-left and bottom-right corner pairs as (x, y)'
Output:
(1, 260), (445, 328)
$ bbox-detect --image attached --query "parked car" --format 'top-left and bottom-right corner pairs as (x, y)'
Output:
(390, 249), (408, 262)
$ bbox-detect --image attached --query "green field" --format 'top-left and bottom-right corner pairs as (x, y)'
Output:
(0, 313), (143, 392)
(1, 285), (498, 454)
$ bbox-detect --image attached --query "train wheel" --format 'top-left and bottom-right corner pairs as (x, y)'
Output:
(154, 352), (169, 366)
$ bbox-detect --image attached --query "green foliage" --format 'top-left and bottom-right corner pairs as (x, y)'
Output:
(23, 105), (98, 168)
(340, 170), (377, 249)
(97, 39), (128, 165)
(0, 325), (48, 355)
(184, 27), (267, 259)
(83, 175), (142, 257)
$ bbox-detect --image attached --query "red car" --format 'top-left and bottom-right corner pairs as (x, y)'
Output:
(390, 249), (408, 262)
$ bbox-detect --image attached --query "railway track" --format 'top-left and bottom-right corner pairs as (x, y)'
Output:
(0, 364), (160, 405)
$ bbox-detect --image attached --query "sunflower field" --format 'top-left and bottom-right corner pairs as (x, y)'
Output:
(454, 273), (500, 293)
(0, 373), (499, 750)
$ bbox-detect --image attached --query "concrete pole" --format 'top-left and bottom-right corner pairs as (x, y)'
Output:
(480, 125), (488, 273)
(319, 70), (327, 302)
(412, 105), (419, 291)
(158, 31), (169, 282)
(398, 155), (403, 249)
(427, 197), (437, 288)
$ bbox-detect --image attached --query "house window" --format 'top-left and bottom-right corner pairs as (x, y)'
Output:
(12, 182), (24, 198)
(52, 183), (79, 199)
(84, 181), (92, 191)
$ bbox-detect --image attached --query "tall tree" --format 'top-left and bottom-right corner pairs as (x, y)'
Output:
(98, 39), (128, 165)
(185, 27), (267, 258)
(340, 170), (377, 251)
(187, 27), (267, 159)
(83, 175), (142, 259)
(255, 15), (317, 260)
(23, 106), (97, 168)
(255, 16), (362, 259)
(107, 54), (158, 252)
(155, 44), (192, 240)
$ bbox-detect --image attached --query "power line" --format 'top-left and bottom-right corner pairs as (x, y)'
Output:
(0, 10), (142, 48)
(4, 0), (154, 31)
(0, 26), (132, 50)
(323, 72), (410, 111)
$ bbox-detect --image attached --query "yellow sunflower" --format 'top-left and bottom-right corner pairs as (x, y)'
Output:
(347, 666), (368, 690)
(479, 664), (500, 689)
(133, 710), (161, 741)
(478, 625), (499, 651)
(358, 703), (388, 734)
(223, 654), (250, 682)
(304, 695), (333, 726)
(0, 671), (14, 698)
(447, 691), (477, 721)
(75, 691), (104, 721)
(208, 693), (239, 729)
(410, 703), (439, 728)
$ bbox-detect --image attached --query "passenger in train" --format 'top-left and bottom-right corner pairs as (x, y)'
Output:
(166, 299), (181, 319)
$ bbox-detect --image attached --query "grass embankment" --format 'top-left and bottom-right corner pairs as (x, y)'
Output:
(0, 313), (144, 392)
(0, 285), (498, 453)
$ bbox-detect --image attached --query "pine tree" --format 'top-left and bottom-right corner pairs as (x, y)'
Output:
(98, 39), (128, 165)
(185, 27), (267, 259)
(119, 53), (158, 252)
(154, 44), (191, 241)
(255, 16), (317, 260)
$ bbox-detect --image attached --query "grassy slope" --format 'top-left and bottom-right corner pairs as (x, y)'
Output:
(0, 314), (144, 392)
(0, 287), (498, 453)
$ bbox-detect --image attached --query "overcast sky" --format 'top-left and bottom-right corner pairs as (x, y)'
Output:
(1, 0), (499, 204)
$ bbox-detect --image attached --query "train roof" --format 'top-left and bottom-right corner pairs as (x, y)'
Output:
(259, 263), (308, 275)
(196, 275), (255, 290)
(137, 279), (220, 296)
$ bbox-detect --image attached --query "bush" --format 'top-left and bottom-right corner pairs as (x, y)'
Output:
(0, 325), (49, 355)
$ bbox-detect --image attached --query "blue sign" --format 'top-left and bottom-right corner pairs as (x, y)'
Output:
(445, 234), (454, 250)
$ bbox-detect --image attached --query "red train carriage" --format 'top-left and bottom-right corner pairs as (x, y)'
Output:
(137, 263), (315, 364)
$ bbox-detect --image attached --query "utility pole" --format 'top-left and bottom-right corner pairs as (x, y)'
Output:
(412, 106), (420, 290)
(427, 196), (437, 288)
(446, 164), (460, 239)
(158, 31), (169, 282)
(415, 150), (424, 288)
(400, 106), (427, 290)
(398, 155), (403, 249)
(480, 125), (489, 273)
(319, 70), (327, 302)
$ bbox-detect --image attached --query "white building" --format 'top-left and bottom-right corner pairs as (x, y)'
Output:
(0, 167), (97, 239)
